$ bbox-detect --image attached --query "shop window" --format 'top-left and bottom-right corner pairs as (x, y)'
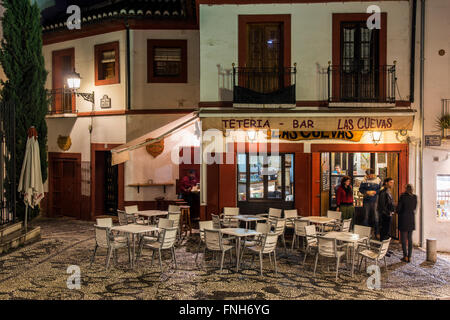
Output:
(147, 39), (187, 83)
(437, 175), (450, 220)
(322, 152), (397, 211)
(237, 153), (294, 202)
(95, 41), (120, 86)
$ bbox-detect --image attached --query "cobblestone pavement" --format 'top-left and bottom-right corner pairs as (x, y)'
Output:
(0, 217), (449, 300)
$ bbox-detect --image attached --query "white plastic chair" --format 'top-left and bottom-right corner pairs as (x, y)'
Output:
(284, 209), (298, 229)
(168, 212), (181, 241)
(358, 238), (391, 271)
(303, 225), (319, 265)
(196, 220), (214, 263)
(222, 207), (239, 228)
(291, 220), (309, 250)
(245, 233), (280, 276)
(324, 210), (342, 231)
(117, 210), (135, 225)
(203, 229), (234, 273)
(240, 222), (271, 263)
(269, 208), (282, 218)
(168, 205), (181, 213)
(353, 225), (372, 248)
(138, 227), (178, 272)
(270, 217), (287, 254)
(314, 236), (346, 281)
(340, 218), (352, 232)
(91, 218), (130, 270)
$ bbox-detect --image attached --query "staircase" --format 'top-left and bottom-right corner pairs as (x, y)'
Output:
(0, 222), (41, 254)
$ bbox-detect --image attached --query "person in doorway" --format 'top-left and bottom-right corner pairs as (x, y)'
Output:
(378, 178), (396, 244)
(336, 176), (355, 225)
(359, 169), (382, 236)
(396, 184), (417, 263)
(180, 169), (198, 211)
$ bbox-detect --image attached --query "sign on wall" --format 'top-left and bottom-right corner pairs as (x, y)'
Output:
(425, 135), (442, 147)
(269, 131), (364, 142)
(100, 95), (111, 109)
(201, 115), (415, 132)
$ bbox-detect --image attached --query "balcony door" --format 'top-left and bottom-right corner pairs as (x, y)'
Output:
(340, 22), (380, 101)
(52, 48), (75, 113)
(246, 23), (283, 93)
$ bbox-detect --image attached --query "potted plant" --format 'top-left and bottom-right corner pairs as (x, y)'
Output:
(436, 114), (450, 140)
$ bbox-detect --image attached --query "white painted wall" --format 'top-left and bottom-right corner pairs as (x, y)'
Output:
(132, 29), (200, 109)
(43, 30), (127, 112)
(421, 0), (450, 252)
(124, 121), (200, 202)
(200, 1), (411, 103)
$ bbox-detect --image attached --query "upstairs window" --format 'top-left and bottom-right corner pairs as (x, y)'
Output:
(95, 41), (120, 86)
(148, 39), (187, 83)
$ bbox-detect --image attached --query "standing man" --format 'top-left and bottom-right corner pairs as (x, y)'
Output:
(359, 169), (382, 237)
(180, 169), (199, 212)
(378, 178), (396, 242)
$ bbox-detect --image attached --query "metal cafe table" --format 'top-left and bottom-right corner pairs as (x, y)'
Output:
(323, 231), (368, 277)
(234, 215), (267, 230)
(136, 210), (168, 225)
(220, 228), (262, 272)
(110, 224), (159, 269)
(300, 216), (337, 232)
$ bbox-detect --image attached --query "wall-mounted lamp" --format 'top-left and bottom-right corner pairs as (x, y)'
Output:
(371, 131), (382, 145)
(66, 70), (95, 104)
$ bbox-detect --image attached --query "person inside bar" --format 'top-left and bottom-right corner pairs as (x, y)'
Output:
(359, 168), (382, 238)
(180, 169), (199, 218)
(336, 176), (355, 226)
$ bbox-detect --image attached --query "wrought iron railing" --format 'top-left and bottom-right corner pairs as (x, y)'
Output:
(48, 88), (77, 115)
(327, 64), (396, 103)
(233, 65), (297, 105)
(0, 100), (16, 225)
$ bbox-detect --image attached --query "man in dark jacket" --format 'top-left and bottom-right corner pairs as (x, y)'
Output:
(359, 169), (382, 236)
(378, 178), (396, 242)
(397, 184), (417, 262)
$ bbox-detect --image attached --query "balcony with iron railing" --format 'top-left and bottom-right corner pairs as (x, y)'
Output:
(47, 88), (77, 116)
(232, 64), (297, 106)
(327, 63), (396, 105)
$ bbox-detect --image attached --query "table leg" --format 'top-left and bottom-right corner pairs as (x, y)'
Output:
(132, 234), (136, 269)
(236, 238), (241, 272)
(351, 244), (355, 277)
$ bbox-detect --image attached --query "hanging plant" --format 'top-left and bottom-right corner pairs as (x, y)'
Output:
(437, 114), (450, 139)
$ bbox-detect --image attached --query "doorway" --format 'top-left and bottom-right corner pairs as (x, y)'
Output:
(48, 153), (81, 218)
(94, 151), (118, 216)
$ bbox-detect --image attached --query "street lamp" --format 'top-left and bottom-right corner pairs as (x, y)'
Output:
(66, 70), (95, 104)
(371, 131), (382, 145)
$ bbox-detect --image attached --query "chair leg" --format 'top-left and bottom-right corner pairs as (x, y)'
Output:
(269, 252), (272, 265)
(259, 252), (263, 276)
(303, 249), (309, 265)
(220, 251), (225, 274)
(195, 239), (202, 263)
(336, 256), (341, 281)
(283, 234), (287, 255)
(251, 253), (256, 267)
(291, 235), (296, 250)
(273, 251), (278, 275)
(106, 247), (113, 271)
(313, 253), (319, 277)
(172, 247), (177, 270)
(158, 249), (163, 273)
(151, 250), (155, 266)
(90, 244), (98, 267)
(384, 257), (388, 271)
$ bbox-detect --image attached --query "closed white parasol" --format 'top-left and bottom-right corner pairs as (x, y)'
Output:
(18, 127), (44, 231)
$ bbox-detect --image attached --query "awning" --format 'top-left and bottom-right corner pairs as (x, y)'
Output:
(111, 112), (199, 165)
(199, 108), (415, 132)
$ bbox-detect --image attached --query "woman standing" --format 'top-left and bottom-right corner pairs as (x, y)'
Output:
(397, 184), (418, 263)
(336, 176), (355, 223)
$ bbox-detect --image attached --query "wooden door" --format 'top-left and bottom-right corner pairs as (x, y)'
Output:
(49, 154), (80, 219)
(52, 48), (75, 113)
(246, 23), (283, 93)
(311, 153), (321, 216)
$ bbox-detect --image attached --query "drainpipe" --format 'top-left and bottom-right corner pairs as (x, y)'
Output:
(419, 0), (425, 248)
(410, 0), (417, 103)
(125, 19), (131, 110)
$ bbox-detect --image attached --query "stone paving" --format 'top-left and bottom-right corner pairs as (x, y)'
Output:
(0, 217), (449, 300)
